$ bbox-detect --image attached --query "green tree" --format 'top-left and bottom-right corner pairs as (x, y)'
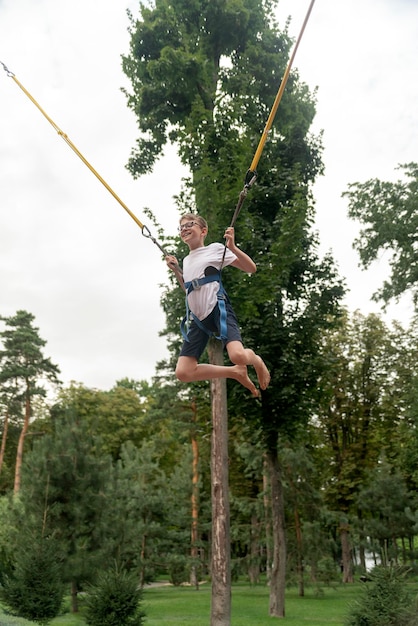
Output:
(242, 220), (343, 610)
(85, 564), (145, 626)
(0, 393), (21, 493)
(227, 436), (266, 585)
(105, 439), (194, 586)
(316, 311), (402, 581)
(56, 380), (149, 460)
(384, 318), (418, 492)
(344, 162), (418, 307)
(15, 411), (113, 613)
(0, 532), (64, 624)
(123, 1), (344, 620)
(345, 566), (418, 626)
(146, 380), (213, 585)
(0, 310), (61, 494)
(279, 441), (337, 595)
(123, 0), (276, 180)
(356, 462), (416, 567)
(0, 385), (21, 481)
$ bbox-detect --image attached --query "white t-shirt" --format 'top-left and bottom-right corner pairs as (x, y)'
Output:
(183, 243), (237, 320)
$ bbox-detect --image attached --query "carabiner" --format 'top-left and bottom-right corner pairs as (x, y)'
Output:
(0, 61), (14, 77)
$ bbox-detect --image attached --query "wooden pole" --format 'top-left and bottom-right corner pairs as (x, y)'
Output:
(190, 399), (200, 589)
(208, 339), (231, 626)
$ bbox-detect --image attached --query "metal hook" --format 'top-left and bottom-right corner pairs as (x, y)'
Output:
(0, 61), (14, 77)
(141, 224), (168, 257)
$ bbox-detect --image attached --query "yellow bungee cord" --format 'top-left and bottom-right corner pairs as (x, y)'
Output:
(0, 60), (168, 256)
(228, 0), (317, 229)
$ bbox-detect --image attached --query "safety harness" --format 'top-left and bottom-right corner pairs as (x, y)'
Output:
(181, 271), (228, 342)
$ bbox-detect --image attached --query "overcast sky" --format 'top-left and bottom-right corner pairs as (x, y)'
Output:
(0, 0), (417, 390)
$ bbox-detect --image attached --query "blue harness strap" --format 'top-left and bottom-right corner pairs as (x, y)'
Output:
(181, 272), (228, 342)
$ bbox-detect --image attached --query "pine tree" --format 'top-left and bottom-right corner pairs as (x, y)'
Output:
(16, 410), (113, 613)
(0, 531), (64, 624)
(345, 566), (418, 626)
(0, 310), (61, 493)
(85, 564), (145, 626)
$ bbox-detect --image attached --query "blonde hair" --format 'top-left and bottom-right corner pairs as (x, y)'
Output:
(180, 214), (208, 230)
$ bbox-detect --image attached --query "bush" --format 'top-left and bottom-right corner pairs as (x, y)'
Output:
(0, 536), (64, 624)
(85, 565), (145, 626)
(345, 566), (418, 626)
(166, 554), (189, 586)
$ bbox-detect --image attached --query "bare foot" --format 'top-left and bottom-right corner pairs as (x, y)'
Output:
(233, 365), (259, 397)
(253, 355), (271, 390)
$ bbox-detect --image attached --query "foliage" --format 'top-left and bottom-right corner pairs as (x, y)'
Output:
(356, 461), (417, 566)
(344, 162), (418, 308)
(55, 380), (150, 461)
(166, 554), (189, 586)
(105, 439), (199, 584)
(316, 311), (400, 513)
(0, 310), (61, 493)
(0, 533), (64, 624)
(122, 0), (292, 178)
(85, 565), (145, 626)
(11, 412), (114, 599)
(104, 440), (175, 583)
(0, 310), (61, 402)
(344, 566), (418, 626)
(0, 391), (22, 492)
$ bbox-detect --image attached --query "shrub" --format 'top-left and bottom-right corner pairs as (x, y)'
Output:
(85, 565), (145, 626)
(166, 554), (189, 586)
(0, 536), (64, 625)
(345, 566), (418, 626)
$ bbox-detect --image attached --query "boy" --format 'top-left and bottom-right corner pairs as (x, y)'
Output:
(165, 214), (270, 397)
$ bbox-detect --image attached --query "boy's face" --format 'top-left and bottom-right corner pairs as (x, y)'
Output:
(179, 219), (207, 249)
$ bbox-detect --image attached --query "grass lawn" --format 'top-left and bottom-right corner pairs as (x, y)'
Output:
(0, 582), (358, 625)
(142, 582), (357, 625)
(1, 580), (416, 625)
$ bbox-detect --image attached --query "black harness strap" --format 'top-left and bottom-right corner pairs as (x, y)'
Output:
(181, 272), (228, 342)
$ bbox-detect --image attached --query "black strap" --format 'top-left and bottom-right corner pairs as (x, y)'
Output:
(181, 272), (228, 342)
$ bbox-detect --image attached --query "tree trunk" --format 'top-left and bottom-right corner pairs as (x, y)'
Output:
(14, 392), (30, 494)
(340, 523), (354, 583)
(248, 513), (260, 585)
(208, 339), (231, 626)
(266, 447), (286, 618)
(359, 542), (366, 571)
(357, 510), (366, 571)
(71, 580), (79, 613)
(287, 469), (304, 597)
(139, 533), (147, 588)
(401, 537), (407, 565)
(263, 458), (272, 585)
(190, 399), (200, 589)
(294, 506), (304, 597)
(0, 407), (9, 475)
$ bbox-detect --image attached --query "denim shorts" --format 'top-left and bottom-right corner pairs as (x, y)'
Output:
(179, 300), (242, 360)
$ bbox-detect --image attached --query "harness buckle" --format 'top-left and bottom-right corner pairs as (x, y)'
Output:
(191, 278), (202, 291)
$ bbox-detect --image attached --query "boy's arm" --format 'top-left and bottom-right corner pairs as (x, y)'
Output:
(224, 227), (257, 274)
(165, 255), (186, 291)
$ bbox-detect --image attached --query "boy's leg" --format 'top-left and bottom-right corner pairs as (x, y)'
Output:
(226, 341), (270, 390)
(175, 355), (259, 397)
